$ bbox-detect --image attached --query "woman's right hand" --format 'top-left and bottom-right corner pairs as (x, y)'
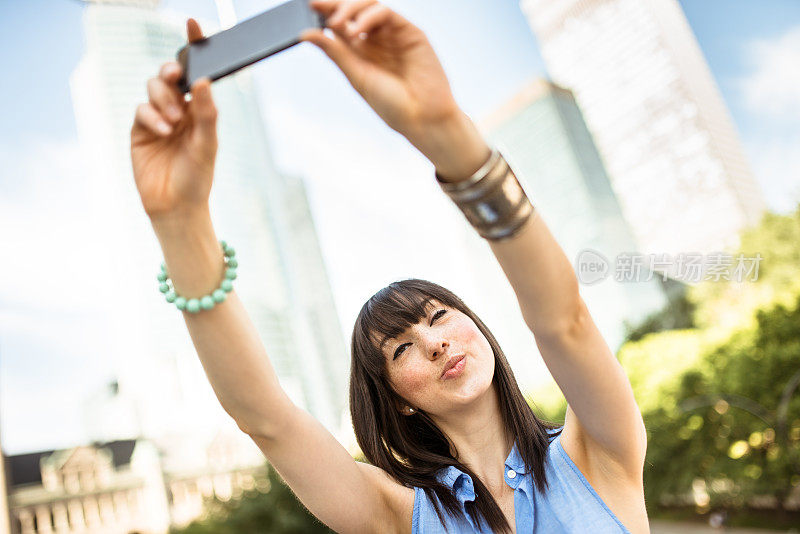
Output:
(130, 19), (218, 221)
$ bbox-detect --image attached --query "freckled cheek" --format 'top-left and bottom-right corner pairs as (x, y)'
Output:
(390, 363), (432, 399)
(450, 321), (482, 350)
(451, 322), (493, 370)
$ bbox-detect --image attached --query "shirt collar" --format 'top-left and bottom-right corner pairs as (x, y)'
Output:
(504, 440), (526, 472)
(436, 441), (526, 502)
(437, 466), (476, 504)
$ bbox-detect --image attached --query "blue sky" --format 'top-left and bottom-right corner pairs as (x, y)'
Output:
(1, 0), (799, 206)
(1, 0), (799, 454)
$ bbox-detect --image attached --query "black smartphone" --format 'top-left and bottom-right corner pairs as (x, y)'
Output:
(177, 0), (324, 93)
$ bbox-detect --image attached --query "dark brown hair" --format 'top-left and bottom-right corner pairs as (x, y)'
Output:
(350, 279), (560, 533)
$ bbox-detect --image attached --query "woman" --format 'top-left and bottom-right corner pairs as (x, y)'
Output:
(130, 1), (649, 532)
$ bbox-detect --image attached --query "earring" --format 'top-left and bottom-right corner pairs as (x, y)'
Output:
(406, 406), (416, 415)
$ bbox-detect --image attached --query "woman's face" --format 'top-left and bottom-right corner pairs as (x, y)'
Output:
(380, 300), (495, 417)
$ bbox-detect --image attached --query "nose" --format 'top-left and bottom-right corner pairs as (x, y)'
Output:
(426, 338), (449, 361)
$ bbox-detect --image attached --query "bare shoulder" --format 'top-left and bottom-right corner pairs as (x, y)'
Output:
(356, 461), (416, 534)
(560, 409), (651, 534)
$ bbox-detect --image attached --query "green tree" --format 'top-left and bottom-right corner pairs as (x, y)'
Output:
(641, 294), (800, 512)
(616, 207), (800, 520)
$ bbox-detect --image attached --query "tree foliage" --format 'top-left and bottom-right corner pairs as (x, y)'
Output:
(620, 206), (800, 514)
(641, 295), (800, 510)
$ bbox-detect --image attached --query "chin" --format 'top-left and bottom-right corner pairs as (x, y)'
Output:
(444, 359), (494, 404)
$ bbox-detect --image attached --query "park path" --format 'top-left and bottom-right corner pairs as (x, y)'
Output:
(651, 520), (797, 534)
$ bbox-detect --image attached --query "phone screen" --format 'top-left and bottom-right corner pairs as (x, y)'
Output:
(178, 0), (323, 92)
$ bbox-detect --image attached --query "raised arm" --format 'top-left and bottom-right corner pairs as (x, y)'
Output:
(432, 118), (647, 482)
(129, 19), (411, 534)
(301, 0), (645, 481)
(485, 217), (647, 474)
(438, 146), (647, 476)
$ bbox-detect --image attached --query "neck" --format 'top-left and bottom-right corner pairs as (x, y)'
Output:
(432, 381), (513, 490)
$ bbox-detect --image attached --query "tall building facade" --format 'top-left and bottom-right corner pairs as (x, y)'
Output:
(69, 0), (348, 451)
(521, 0), (765, 259)
(481, 79), (667, 350)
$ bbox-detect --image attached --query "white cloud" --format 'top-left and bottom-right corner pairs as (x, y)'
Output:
(0, 138), (119, 310)
(740, 26), (800, 121)
(738, 26), (800, 213)
(744, 132), (800, 214)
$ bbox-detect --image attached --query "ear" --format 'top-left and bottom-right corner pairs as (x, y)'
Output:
(393, 398), (416, 416)
(400, 405), (417, 416)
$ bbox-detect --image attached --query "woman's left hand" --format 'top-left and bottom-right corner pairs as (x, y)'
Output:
(301, 0), (490, 180)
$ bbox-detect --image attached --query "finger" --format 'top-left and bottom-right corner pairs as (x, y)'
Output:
(134, 103), (173, 136)
(158, 62), (188, 115)
(147, 76), (183, 124)
(300, 29), (365, 87)
(309, 1), (367, 45)
(349, 3), (392, 37)
(187, 18), (204, 43)
(309, 0), (341, 17)
(327, 0), (376, 32)
(300, 23), (348, 49)
(188, 78), (218, 148)
(159, 61), (183, 84)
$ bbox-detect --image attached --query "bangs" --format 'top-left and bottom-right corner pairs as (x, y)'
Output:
(362, 284), (436, 353)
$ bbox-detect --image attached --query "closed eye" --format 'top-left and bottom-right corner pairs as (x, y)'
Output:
(393, 310), (447, 360)
(430, 309), (447, 325)
(393, 343), (410, 360)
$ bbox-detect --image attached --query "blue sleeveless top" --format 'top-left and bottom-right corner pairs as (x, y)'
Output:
(411, 429), (631, 533)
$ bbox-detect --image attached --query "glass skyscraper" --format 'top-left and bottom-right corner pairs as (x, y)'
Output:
(70, 0), (349, 454)
(521, 0), (765, 258)
(481, 79), (668, 350)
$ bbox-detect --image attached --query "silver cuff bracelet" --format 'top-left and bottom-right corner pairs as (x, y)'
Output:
(436, 149), (534, 241)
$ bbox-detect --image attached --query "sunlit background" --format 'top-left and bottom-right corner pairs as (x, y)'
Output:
(1, 0), (799, 532)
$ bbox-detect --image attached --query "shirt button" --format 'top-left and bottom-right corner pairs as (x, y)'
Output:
(507, 469), (516, 479)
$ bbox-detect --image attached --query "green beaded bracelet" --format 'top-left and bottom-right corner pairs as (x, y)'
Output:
(158, 240), (237, 314)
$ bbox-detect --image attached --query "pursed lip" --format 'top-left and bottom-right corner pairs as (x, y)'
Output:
(440, 354), (465, 378)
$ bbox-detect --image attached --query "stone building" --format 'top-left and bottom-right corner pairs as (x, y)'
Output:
(6, 435), (266, 534)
